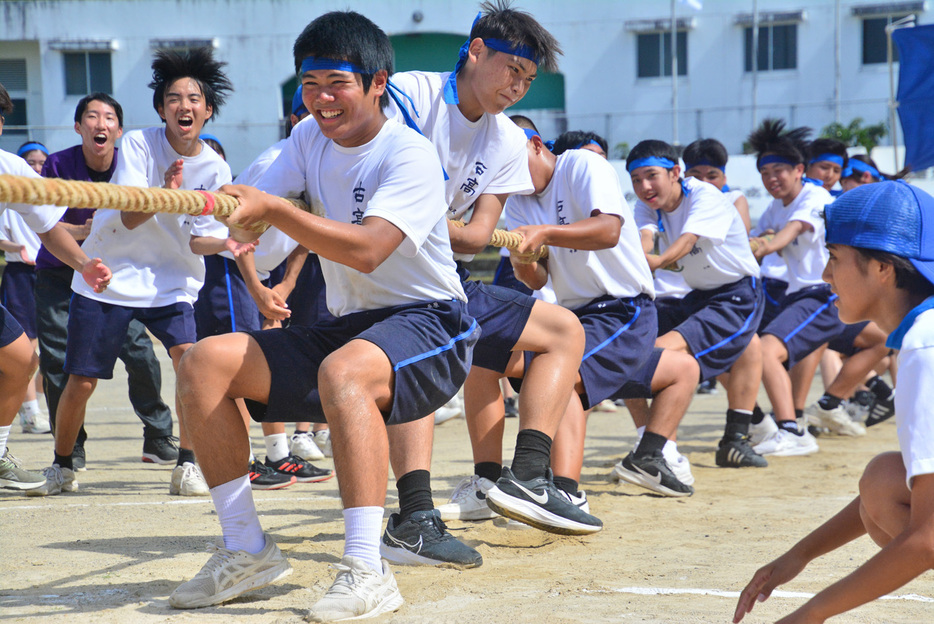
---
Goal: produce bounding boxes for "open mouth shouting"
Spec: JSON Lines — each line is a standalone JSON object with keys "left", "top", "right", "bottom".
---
{"left": 178, "top": 115, "right": 194, "bottom": 130}
{"left": 93, "top": 132, "right": 108, "bottom": 147}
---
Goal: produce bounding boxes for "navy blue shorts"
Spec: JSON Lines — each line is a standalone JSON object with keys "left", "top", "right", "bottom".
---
{"left": 64, "top": 295, "right": 197, "bottom": 379}
{"left": 659, "top": 276, "right": 764, "bottom": 381}
{"left": 0, "top": 302, "right": 25, "bottom": 348}
{"left": 244, "top": 300, "right": 478, "bottom": 425}
{"left": 0, "top": 262, "right": 37, "bottom": 339}
{"left": 458, "top": 263, "right": 535, "bottom": 374}
{"left": 758, "top": 278, "right": 789, "bottom": 332}
{"left": 761, "top": 285, "right": 846, "bottom": 369}
{"left": 491, "top": 256, "right": 533, "bottom": 296}
{"left": 195, "top": 255, "right": 263, "bottom": 338}
{"left": 827, "top": 321, "right": 870, "bottom": 356}
{"left": 286, "top": 254, "right": 335, "bottom": 328}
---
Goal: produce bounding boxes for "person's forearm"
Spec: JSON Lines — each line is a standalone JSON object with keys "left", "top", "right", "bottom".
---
{"left": 37, "top": 224, "right": 92, "bottom": 272}
{"left": 655, "top": 232, "right": 698, "bottom": 267}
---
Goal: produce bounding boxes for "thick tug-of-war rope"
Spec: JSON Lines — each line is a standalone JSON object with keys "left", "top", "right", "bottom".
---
{"left": 449, "top": 219, "right": 549, "bottom": 261}
{"left": 0, "top": 174, "right": 317, "bottom": 235}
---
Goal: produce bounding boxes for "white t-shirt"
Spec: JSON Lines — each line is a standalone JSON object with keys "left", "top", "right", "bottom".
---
{"left": 503, "top": 193, "right": 557, "bottom": 303}
{"left": 506, "top": 150, "right": 654, "bottom": 309}
{"left": 386, "top": 71, "right": 534, "bottom": 261}
{"left": 635, "top": 176, "right": 760, "bottom": 291}
{"left": 895, "top": 307, "right": 934, "bottom": 488}
{"left": 230, "top": 138, "right": 302, "bottom": 280}
{"left": 752, "top": 182, "right": 833, "bottom": 295}
{"left": 0, "top": 209, "right": 42, "bottom": 264}
{"left": 256, "top": 119, "right": 465, "bottom": 317}
{"left": 73, "top": 127, "right": 232, "bottom": 307}
{"left": 0, "top": 150, "right": 67, "bottom": 234}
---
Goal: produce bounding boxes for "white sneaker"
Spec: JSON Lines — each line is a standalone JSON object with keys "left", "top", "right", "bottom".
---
{"left": 313, "top": 430, "right": 332, "bottom": 458}
{"left": 25, "top": 464, "right": 78, "bottom": 497}
{"left": 592, "top": 399, "right": 619, "bottom": 413}
{"left": 434, "top": 395, "right": 464, "bottom": 425}
{"left": 289, "top": 431, "right": 325, "bottom": 461}
{"left": 437, "top": 475, "right": 497, "bottom": 521}
{"left": 753, "top": 427, "right": 819, "bottom": 457}
{"left": 307, "top": 557, "right": 403, "bottom": 622}
{"left": 557, "top": 488, "right": 591, "bottom": 514}
{"left": 19, "top": 407, "right": 51, "bottom": 434}
{"left": 170, "top": 534, "right": 292, "bottom": 609}
{"left": 170, "top": 462, "right": 210, "bottom": 496}
{"left": 805, "top": 403, "right": 866, "bottom": 437}
{"left": 748, "top": 413, "right": 779, "bottom": 447}
{"left": 631, "top": 436, "right": 695, "bottom": 486}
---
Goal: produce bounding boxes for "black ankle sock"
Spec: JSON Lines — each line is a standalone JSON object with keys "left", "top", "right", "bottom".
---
{"left": 778, "top": 420, "right": 802, "bottom": 436}
{"left": 54, "top": 452, "right": 73, "bottom": 471}
{"left": 552, "top": 475, "right": 579, "bottom": 497}
{"left": 511, "top": 429, "right": 552, "bottom": 481}
{"left": 725, "top": 409, "right": 752, "bottom": 437}
{"left": 818, "top": 393, "right": 843, "bottom": 411}
{"left": 794, "top": 409, "right": 804, "bottom": 421}
{"left": 176, "top": 447, "right": 195, "bottom": 467}
{"left": 634, "top": 431, "right": 666, "bottom": 458}
{"left": 293, "top": 429, "right": 306, "bottom": 435}
{"left": 475, "top": 462, "right": 502, "bottom": 483}
{"left": 396, "top": 469, "right": 433, "bottom": 521}
{"left": 867, "top": 375, "right": 893, "bottom": 400}
{"left": 751, "top": 404, "right": 765, "bottom": 425}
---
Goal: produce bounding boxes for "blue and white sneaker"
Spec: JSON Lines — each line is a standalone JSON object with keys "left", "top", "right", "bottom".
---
{"left": 485, "top": 468, "right": 603, "bottom": 535}
{"left": 379, "top": 509, "right": 482, "bottom": 568}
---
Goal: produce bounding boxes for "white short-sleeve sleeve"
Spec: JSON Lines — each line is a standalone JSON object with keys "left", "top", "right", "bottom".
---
{"left": 634, "top": 201, "right": 658, "bottom": 233}
{"left": 680, "top": 182, "right": 734, "bottom": 246}
{"left": 896, "top": 330, "right": 934, "bottom": 488}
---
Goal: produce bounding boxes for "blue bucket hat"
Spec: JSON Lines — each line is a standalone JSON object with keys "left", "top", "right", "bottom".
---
{"left": 825, "top": 180, "right": 934, "bottom": 285}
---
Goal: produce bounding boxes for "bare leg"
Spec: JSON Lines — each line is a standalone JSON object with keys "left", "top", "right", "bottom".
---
{"left": 858, "top": 452, "right": 911, "bottom": 547}
{"left": 760, "top": 334, "right": 795, "bottom": 423}
{"left": 550, "top": 393, "right": 586, "bottom": 482}
{"left": 645, "top": 350, "right": 699, "bottom": 439}
{"left": 387, "top": 417, "right": 432, "bottom": 480}
{"left": 824, "top": 324, "right": 890, "bottom": 399}
{"left": 0, "top": 335, "right": 37, "bottom": 428}
{"left": 792, "top": 346, "right": 825, "bottom": 411}
{"left": 462, "top": 365, "right": 508, "bottom": 466}
{"left": 54, "top": 374, "right": 97, "bottom": 456}
{"left": 726, "top": 334, "right": 762, "bottom": 413}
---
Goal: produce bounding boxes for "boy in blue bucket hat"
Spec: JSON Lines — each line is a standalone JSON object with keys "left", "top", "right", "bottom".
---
{"left": 735, "top": 180, "right": 934, "bottom": 623}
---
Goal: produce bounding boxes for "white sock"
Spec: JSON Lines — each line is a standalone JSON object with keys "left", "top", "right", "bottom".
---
{"left": 249, "top": 450, "right": 256, "bottom": 463}
{"left": 211, "top": 475, "right": 266, "bottom": 554}
{"left": 264, "top": 433, "right": 289, "bottom": 463}
{"left": 0, "top": 425, "right": 10, "bottom": 457}
{"left": 663, "top": 439, "right": 679, "bottom": 456}
{"left": 635, "top": 425, "right": 646, "bottom": 440}
{"left": 343, "top": 506, "right": 385, "bottom": 573}
{"left": 20, "top": 399, "right": 41, "bottom": 416}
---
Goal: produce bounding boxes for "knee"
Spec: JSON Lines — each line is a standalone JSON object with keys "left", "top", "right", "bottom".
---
{"left": 859, "top": 452, "right": 904, "bottom": 514}
{"left": 760, "top": 335, "right": 785, "bottom": 362}
{"left": 176, "top": 341, "right": 218, "bottom": 410}
{"left": 551, "top": 306, "right": 585, "bottom": 357}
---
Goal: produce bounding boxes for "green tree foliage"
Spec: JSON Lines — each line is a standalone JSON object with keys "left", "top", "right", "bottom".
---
{"left": 820, "top": 118, "right": 888, "bottom": 152}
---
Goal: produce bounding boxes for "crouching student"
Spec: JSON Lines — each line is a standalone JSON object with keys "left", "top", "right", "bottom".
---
{"left": 735, "top": 180, "right": 934, "bottom": 624}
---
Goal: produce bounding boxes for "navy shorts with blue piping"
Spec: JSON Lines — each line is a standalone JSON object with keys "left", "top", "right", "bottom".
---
{"left": 758, "top": 277, "right": 789, "bottom": 332}
{"left": 0, "top": 302, "right": 25, "bottom": 348}
{"left": 761, "top": 284, "right": 846, "bottom": 369}
{"left": 827, "top": 320, "right": 870, "bottom": 356}
{"left": 0, "top": 262, "right": 37, "bottom": 339}
{"left": 194, "top": 255, "right": 263, "bottom": 338}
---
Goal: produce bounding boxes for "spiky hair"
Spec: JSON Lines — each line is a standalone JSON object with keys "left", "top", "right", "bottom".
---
{"left": 473, "top": 1, "right": 563, "bottom": 73}
{"left": 149, "top": 47, "right": 233, "bottom": 119}
{"left": 747, "top": 118, "right": 811, "bottom": 168}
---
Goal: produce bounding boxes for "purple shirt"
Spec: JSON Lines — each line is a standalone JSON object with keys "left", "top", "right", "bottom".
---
{"left": 36, "top": 145, "right": 118, "bottom": 270}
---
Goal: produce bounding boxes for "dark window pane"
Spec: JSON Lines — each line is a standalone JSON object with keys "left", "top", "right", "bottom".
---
{"left": 863, "top": 17, "right": 899, "bottom": 65}
{"left": 772, "top": 24, "right": 797, "bottom": 70}
{"left": 744, "top": 26, "right": 770, "bottom": 72}
{"left": 677, "top": 30, "right": 688, "bottom": 75}
{"left": 637, "top": 33, "right": 661, "bottom": 78}
{"left": 87, "top": 53, "right": 112, "bottom": 93}
{"left": 5, "top": 98, "right": 27, "bottom": 134}
{"left": 64, "top": 53, "right": 87, "bottom": 95}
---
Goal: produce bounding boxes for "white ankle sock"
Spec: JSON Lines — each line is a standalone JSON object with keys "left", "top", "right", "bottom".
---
{"left": 211, "top": 475, "right": 266, "bottom": 554}
{"left": 20, "top": 399, "right": 41, "bottom": 416}
{"left": 343, "top": 506, "right": 384, "bottom": 573}
{"left": 0, "top": 425, "right": 10, "bottom": 457}
{"left": 264, "top": 433, "right": 289, "bottom": 462}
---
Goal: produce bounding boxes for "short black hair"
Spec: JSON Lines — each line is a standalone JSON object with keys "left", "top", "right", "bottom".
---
{"left": 149, "top": 47, "right": 232, "bottom": 119}
{"left": 472, "top": 1, "right": 562, "bottom": 73}
{"left": 201, "top": 137, "right": 225, "bottom": 160}
{"left": 293, "top": 11, "right": 394, "bottom": 108}
{"left": 808, "top": 138, "right": 848, "bottom": 167}
{"left": 74, "top": 92, "right": 124, "bottom": 128}
{"left": 509, "top": 114, "right": 538, "bottom": 133}
{"left": 551, "top": 130, "right": 608, "bottom": 156}
{"left": 682, "top": 138, "right": 728, "bottom": 169}
{"left": 626, "top": 139, "right": 680, "bottom": 171}
{"left": 747, "top": 118, "right": 811, "bottom": 169}
{"left": 0, "top": 82, "right": 12, "bottom": 116}
{"left": 854, "top": 247, "right": 934, "bottom": 297}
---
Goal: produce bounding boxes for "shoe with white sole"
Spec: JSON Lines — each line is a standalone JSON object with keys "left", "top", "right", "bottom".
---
{"left": 306, "top": 556, "right": 403, "bottom": 622}
{"left": 436, "top": 475, "right": 497, "bottom": 521}
{"left": 485, "top": 467, "right": 603, "bottom": 535}
{"left": 170, "top": 462, "right": 210, "bottom": 496}
{"left": 25, "top": 464, "right": 77, "bottom": 497}
{"left": 612, "top": 452, "right": 694, "bottom": 497}
{"left": 289, "top": 431, "right": 325, "bottom": 461}
{"left": 805, "top": 403, "right": 866, "bottom": 437}
{"left": 313, "top": 430, "right": 332, "bottom": 458}
{"left": 753, "top": 426, "right": 819, "bottom": 457}
{"left": 0, "top": 450, "right": 47, "bottom": 490}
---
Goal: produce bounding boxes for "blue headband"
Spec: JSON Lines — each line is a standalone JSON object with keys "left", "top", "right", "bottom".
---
{"left": 757, "top": 154, "right": 798, "bottom": 170}
{"left": 572, "top": 139, "right": 603, "bottom": 151}
{"left": 17, "top": 142, "right": 47, "bottom": 157}
{"left": 683, "top": 158, "right": 725, "bottom": 172}
{"left": 523, "top": 128, "right": 540, "bottom": 140}
{"left": 300, "top": 57, "right": 372, "bottom": 75}
{"left": 808, "top": 153, "right": 845, "bottom": 167}
{"left": 627, "top": 156, "right": 676, "bottom": 173}
{"left": 443, "top": 12, "right": 541, "bottom": 105}
{"left": 843, "top": 159, "right": 882, "bottom": 180}
{"left": 291, "top": 85, "right": 308, "bottom": 116}
{"left": 199, "top": 133, "right": 221, "bottom": 147}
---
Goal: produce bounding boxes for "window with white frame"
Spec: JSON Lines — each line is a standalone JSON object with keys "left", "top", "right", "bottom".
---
{"left": 744, "top": 23, "right": 797, "bottom": 72}
{"left": 852, "top": 3, "right": 925, "bottom": 64}
{"left": 637, "top": 31, "right": 688, "bottom": 78}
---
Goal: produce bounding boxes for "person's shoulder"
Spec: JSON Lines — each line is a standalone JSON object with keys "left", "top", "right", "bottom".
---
{"left": 800, "top": 181, "right": 833, "bottom": 205}
{"left": 685, "top": 176, "right": 727, "bottom": 206}
{"left": 47, "top": 144, "right": 82, "bottom": 165}
{"left": 0, "top": 149, "right": 36, "bottom": 177}
{"left": 902, "top": 308, "right": 934, "bottom": 352}
{"left": 561, "top": 149, "right": 616, "bottom": 181}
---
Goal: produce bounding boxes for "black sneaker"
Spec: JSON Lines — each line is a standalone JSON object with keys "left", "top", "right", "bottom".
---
{"left": 485, "top": 467, "right": 603, "bottom": 535}
{"left": 264, "top": 454, "right": 333, "bottom": 483}
{"left": 613, "top": 452, "right": 694, "bottom": 497}
{"left": 379, "top": 509, "right": 483, "bottom": 569}
{"left": 141, "top": 435, "right": 179, "bottom": 465}
{"left": 504, "top": 397, "right": 518, "bottom": 418}
{"left": 715, "top": 433, "right": 768, "bottom": 468}
{"left": 248, "top": 460, "right": 296, "bottom": 490}
{"left": 72, "top": 444, "right": 87, "bottom": 472}
{"left": 866, "top": 392, "right": 896, "bottom": 427}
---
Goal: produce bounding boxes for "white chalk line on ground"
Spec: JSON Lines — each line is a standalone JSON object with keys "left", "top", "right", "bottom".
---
{"left": 0, "top": 494, "right": 330, "bottom": 512}
{"left": 583, "top": 587, "right": 934, "bottom": 603}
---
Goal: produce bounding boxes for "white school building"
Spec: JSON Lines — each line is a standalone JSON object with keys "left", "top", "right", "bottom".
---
{"left": 0, "top": 0, "right": 928, "bottom": 217}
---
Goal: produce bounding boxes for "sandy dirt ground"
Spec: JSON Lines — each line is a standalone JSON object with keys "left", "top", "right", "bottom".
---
{"left": 2, "top": 353, "right": 932, "bottom": 624}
